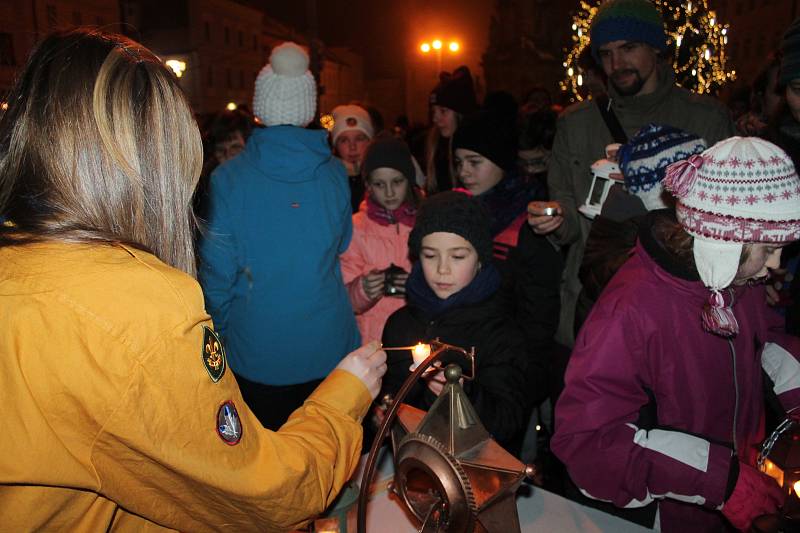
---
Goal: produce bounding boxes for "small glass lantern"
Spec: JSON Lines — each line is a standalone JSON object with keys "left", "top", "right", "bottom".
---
{"left": 753, "top": 419, "right": 800, "bottom": 531}
{"left": 759, "top": 419, "right": 800, "bottom": 496}
{"left": 578, "top": 157, "right": 623, "bottom": 220}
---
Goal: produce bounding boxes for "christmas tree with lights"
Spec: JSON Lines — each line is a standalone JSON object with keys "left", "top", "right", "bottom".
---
{"left": 560, "top": 0, "right": 735, "bottom": 101}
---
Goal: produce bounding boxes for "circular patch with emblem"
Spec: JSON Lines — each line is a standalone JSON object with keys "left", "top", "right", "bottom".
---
{"left": 202, "top": 326, "right": 226, "bottom": 383}
{"left": 346, "top": 117, "right": 357, "bottom": 127}
{"left": 216, "top": 401, "right": 242, "bottom": 445}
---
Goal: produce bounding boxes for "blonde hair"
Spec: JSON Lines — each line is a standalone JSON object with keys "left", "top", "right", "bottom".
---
{"left": 0, "top": 29, "right": 202, "bottom": 276}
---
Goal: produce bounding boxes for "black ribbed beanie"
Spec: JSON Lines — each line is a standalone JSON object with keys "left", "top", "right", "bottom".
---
{"left": 452, "top": 110, "right": 518, "bottom": 173}
{"left": 408, "top": 191, "right": 493, "bottom": 264}
{"left": 361, "top": 137, "right": 416, "bottom": 181}
{"left": 429, "top": 66, "right": 478, "bottom": 115}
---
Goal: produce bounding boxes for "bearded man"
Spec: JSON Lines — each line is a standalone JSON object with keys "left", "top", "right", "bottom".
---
{"left": 527, "top": 0, "right": 735, "bottom": 346}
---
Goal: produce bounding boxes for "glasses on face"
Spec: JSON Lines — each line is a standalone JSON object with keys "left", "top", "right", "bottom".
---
{"left": 518, "top": 155, "right": 550, "bottom": 174}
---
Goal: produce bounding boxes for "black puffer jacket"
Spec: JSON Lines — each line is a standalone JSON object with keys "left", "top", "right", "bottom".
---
{"left": 496, "top": 223, "right": 563, "bottom": 365}
{"left": 381, "top": 293, "right": 534, "bottom": 448}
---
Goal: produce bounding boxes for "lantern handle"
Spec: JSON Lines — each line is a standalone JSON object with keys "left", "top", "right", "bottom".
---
{"left": 758, "top": 418, "right": 796, "bottom": 470}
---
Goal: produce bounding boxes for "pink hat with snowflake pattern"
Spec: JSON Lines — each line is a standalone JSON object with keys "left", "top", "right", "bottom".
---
{"left": 666, "top": 136, "right": 800, "bottom": 246}
{"left": 664, "top": 136, "right": 800, "bottom": 337}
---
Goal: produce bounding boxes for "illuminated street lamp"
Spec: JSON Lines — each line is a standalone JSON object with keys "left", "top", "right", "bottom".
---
{"left": 419, "top": 39, "right": 460, "bottom": 73}
{"left": 165, "top": 59, "right": 186, "bottom": 78}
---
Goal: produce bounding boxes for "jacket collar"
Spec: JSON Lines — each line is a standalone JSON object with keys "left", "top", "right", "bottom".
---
{"left": 633, "top": 210, "right": 717, "bottom": 304}
{"left": 638, "top": 210, "right": 700, "bottom": 283}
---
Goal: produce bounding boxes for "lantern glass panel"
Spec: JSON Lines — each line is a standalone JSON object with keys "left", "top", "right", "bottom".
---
{"left": 762, "top": 458, "right": 784, "bottom": 488}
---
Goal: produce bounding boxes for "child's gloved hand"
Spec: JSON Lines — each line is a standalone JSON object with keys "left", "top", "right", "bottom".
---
{"left": 721, "top": 461, "right": 784, "bottom": 531}
{"left": 361, "top": 270, "right": 385, "bottom": 301}
{"left": 335, "top": 341, "right": 387, "bottom": 399}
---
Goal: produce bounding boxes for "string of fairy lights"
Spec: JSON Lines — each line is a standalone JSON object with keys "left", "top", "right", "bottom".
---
{"left": 560, "top": 0, "right": 736, "bottom": 101}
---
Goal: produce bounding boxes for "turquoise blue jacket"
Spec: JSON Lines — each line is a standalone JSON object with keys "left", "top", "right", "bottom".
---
{"left": 199, "top": 126, "right": 360, "bottom": 385}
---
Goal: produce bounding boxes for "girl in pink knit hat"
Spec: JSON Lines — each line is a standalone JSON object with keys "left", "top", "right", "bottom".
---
{"left": 553, "top": 136, "right": 800, "bottom": 532}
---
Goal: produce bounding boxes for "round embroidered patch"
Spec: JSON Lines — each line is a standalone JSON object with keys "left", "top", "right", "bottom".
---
{"left": 202, "top": 326, "right": 226, "bottom": 383}
{"left": 216, "top": 401, "right": 242, "bottom": 445}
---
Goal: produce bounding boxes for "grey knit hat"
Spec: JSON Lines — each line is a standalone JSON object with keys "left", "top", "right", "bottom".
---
{"left": 408, "top": 191, "right": 493, "bottom": 264}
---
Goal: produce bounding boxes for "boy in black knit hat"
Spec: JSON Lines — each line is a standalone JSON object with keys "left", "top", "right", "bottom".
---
{"left": 380, "top": 191, "right": 536, "bottom": 453}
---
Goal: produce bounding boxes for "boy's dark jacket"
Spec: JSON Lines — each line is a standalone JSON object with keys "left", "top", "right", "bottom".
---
{"left": 381, "top": 289, "right": 535, "bottom": 448}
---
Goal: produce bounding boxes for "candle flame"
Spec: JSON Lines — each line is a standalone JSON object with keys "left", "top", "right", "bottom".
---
{"left": 794, "top": 480, "right": 800, "bottom": 496}
{"left": 412, "top": 343, "right": 431, "bottom": 365}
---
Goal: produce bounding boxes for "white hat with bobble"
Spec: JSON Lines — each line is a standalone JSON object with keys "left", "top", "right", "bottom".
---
{"left": 253, "top": 42, "right": 316, "bottom": 127}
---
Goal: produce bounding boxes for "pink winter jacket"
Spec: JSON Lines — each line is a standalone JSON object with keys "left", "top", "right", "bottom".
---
{"left": 340, "top": 209, "right": 413, "bottom": 343}
{"left": 553, "top": 239, "right": 800, "bottom": 532}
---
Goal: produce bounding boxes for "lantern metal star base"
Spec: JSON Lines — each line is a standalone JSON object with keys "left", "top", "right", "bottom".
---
{"left": 357, "top": 340, "right": 534, "bottom": 533}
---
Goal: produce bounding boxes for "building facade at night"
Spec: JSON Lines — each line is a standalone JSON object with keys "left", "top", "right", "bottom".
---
{"left": 0, "top": 0, "right": 367, "bottom": 118}
{"left": 122, "top": 0, "right": 265, "bottom": 115}
{"left": 482, "top": 0, "right": 573, "bottom": 104}
{"left": 0, "top": 1, "right": 121, "bottom": 96}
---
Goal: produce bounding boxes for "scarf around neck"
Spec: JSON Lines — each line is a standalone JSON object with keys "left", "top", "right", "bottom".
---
{"left": 366, "top": 194, "right": 416, "bottom": 227}
{"left": 476, "top": 173, "right": 532, "bottom": 237}
{"left": 405, "top": 260, "right": 501, "bottom": 318}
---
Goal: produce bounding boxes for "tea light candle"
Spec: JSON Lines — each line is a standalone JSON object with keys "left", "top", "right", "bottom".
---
{"left": 412, "top": 343, "right": 431, "bottom": 367}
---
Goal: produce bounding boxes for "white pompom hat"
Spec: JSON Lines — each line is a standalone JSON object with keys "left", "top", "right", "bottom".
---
{"left": 253, "top": 42, "right": 316, "bottom": 127}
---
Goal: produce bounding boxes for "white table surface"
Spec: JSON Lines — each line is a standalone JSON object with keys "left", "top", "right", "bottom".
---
{"left": 355, "top": 449, "right": 652, "bottom": 533}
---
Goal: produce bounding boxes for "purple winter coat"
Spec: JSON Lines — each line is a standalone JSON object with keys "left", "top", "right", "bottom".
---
{"left": 553, "top": 239, "right": 800, "bottom": 532}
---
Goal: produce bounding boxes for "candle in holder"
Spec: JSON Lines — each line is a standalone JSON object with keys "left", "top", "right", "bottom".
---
{"left": 411, "top": 342, "right": 431, "bottom": 368}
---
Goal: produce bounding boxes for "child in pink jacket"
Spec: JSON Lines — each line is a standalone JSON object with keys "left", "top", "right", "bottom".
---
{"left": 341, "top": 138, "right": 421, "bottom": 342}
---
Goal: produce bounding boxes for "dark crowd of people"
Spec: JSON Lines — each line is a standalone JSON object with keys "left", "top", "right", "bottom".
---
{"left": 4, "top": 0, "right": 800, "bottom": 531}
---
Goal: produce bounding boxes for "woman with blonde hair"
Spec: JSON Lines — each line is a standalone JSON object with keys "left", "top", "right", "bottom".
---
{"left": 423, "top": 65, "right": 478, "bottom": 194}
{"left": 0, "top": 28, "right": 385, "bottom": 531}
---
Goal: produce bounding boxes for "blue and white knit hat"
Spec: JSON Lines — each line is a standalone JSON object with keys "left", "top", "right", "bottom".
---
{"left": 618, "top": 124, "right": 707, "bottom": 210}
{"left": 253, "top": 42, "right": 316, "bottom": 127}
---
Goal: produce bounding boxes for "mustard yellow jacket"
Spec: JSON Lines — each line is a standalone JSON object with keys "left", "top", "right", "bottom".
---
{"left": 0, "top": 242, "right": 371, "bottom": 531}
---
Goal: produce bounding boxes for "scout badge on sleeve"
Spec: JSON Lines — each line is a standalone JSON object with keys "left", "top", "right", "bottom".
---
{"left": 202, "top": 326, "right": 226, "bottom": 382}
{"left": 216, "top": 401, "right": 242, "bottom": 445}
